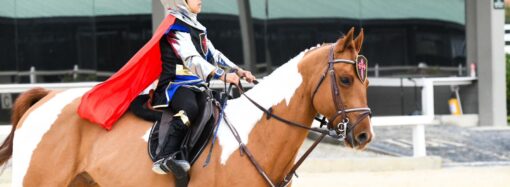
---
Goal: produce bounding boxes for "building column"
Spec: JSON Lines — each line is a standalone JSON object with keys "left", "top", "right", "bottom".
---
{"left": 237, "top": 0, "right": 257, "bottom": 73}
{"left": 466, "top": 0, "right": 507, "bottom": 126}
{"left": 152, "top": 0, "right": 165, "bottom": 33}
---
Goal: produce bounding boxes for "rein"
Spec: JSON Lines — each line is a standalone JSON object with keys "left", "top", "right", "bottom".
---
{"left": 219, "top": 45, "right": 372, "bottom": 187}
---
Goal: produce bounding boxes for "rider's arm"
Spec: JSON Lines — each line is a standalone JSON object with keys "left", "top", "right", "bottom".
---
{"left": 206, "top": 38, "right": 256, "bottom": 83}
{"left": 206, "top": 38, "right": 240, "bottom": 71}
{"left": 168, "top": 31, "right": 224, "bottom": 80}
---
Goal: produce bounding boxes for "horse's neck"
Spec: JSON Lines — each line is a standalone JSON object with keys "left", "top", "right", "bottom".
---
{"left": 217, "top": 51, "right": 316, "bottom": 177}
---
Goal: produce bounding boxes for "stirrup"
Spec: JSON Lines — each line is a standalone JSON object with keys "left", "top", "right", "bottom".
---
{"left": 152, "top": 158, "right": 171, "bottom": 175}
{"left": 165, "top": 152, "right": 191, "bottom": 179}
{"left": 152, "top": 153, "right": 191, "bottom": 178}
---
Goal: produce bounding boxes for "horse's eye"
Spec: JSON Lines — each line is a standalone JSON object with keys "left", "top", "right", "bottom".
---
{"left": 340, "top": 76, "right": 351, "bottom": 85}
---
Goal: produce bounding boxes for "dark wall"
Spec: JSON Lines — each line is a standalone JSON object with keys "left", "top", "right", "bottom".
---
{"left": 368, "top": 86, "right": 457, "bottom": 116}
{"left": 1, "top": 14, "right": 465, "bottom": 81}
{"left": 0, "top": 15, "right": 152, "bottom": 83}
{"left": 0, "top": 13, "right": 467, "bottom": 123}
{"left": 0, "top": 18, "right": 16, "bottom": 71}
{"left": 201, "top": 15, "right": 465, "bottom": 71}
{"left": 200, "top": 15, "right": 244, "bottom": 65}
{"left": 264, "top": 19, "right": 465, "bottom": 68}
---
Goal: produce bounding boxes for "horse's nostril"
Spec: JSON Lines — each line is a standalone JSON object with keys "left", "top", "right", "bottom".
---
{"left": 356, "top": 132, "right": 369, "bottom": 144}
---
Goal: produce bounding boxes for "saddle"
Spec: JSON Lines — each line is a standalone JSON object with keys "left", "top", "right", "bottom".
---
{"left": 129, "top": 88, "right": 222, "bottom": 165}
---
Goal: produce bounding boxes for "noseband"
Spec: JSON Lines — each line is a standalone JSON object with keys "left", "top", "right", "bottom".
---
{"left": 311, "top": 45, "right": 372, "bottom": 144}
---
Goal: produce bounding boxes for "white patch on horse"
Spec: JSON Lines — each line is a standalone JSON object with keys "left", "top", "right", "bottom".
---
{"left": 217, "top": 52, "right": 306, "bottom": 165}
{"left": 142, "top": 128, "right": 151, "bottom": 142}
{"left": 12, "top": 88, "right": 89, "bottom": 186}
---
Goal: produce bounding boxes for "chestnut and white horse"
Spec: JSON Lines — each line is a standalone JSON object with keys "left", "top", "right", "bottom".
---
{"left": 0, "top": 28, "right": 373, "bottom": 186}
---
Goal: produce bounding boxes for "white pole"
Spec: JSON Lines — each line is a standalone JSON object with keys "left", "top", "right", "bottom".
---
{"left": 73, "top": 64, "right": 79, "bottom": 80}
{"left": 413, "top": 79, "right": 434, "bottom": 157}
{"left": 375, "top": 64, "right": 379, "bottom": 77}
{"left": 30, "top": 66, "right": 36, "bottom": 83}
{"left": 458, "top": 63, "right": 463, "bottom": 76}
{"left": 412, "top": 124, "right": 426, "bottom": 157}
{"left": 422, "top": 79, "right": 435, "bottom": 117}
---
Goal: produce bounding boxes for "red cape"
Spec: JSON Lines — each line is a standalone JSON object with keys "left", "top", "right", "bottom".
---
{"left": 78, "top": 15, "right": 176, "bottom": 130}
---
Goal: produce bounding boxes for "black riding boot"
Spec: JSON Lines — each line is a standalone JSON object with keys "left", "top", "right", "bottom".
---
{"left": 153, "top": 115, "right": 191, "bottom": 178}
{"left": 157, "top": 119, "right": 188, "bottom": 159}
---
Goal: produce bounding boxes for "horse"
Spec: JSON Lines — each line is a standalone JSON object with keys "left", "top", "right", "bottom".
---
{"left": 0, "top": 27, "right": 373, "bottom": 186}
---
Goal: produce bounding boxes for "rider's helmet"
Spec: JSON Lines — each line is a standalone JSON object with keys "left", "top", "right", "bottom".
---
{"left": 160, "top": 0, "right": 190, "bottom": 12}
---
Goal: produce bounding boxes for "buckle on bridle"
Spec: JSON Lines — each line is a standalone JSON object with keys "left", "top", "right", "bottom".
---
{"left": 336, "top": 118, "right": 349, "bottom": 139}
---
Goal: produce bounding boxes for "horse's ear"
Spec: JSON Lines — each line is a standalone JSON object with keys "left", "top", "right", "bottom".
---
{"left": 354, "top": 28, "right": 364, "bottom": 53}
{"left": 336, "top": 27, "right": 355, "bottom": 52}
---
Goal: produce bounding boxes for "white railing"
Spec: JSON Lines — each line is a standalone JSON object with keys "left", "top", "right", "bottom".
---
{"left": 0, "top": 82, "right": 99, "bottom": 94}
{"left": 0, "top": 65, "right": 114, "bottom": 84}
{"left": 0, "top": 64, "right": 468, "bottom": 84}
{"left": 0, "top": 77, "right": 477, "bottom": 157}
{"left": 370, "top": 76, "right": 477, "bottom": 156}
{"left": 371, "top": 64, "right": 467, "bottom": 77}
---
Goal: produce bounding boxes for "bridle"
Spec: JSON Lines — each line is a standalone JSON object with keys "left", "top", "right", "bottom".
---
{"left": 311, "top": 45, "right": 372, "bottom": 146}
{"left": 211, "top": 44, "right": 372, "bottom": 187}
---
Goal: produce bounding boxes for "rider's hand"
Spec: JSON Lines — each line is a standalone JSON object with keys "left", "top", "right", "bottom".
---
{"left": 236, "top": 69, "right": 256, "bottom": 83}
{"left": 220, "top": 73, "right": 240, "bottom": 85}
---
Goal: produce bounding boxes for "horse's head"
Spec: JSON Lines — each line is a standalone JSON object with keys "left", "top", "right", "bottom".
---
{"left": 303, "top": 28, "right": 373, "bottom": 149}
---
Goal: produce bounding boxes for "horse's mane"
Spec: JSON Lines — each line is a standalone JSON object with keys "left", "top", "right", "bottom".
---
{"left": 303, "top": 43, "right": 327, "bottom": 55}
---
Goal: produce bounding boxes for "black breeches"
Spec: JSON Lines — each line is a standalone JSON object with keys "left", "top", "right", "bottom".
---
{"left": 169, "top": 87, "right": 199, "bottom": 124}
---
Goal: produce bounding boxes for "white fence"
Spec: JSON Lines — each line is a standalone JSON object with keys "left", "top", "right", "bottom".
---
{"left": 0, "top": 65, "right": 113, "bottom": 84}
{"left": 0, "top": 77, "right": 477, "bottom": 157}
{"left": 0, "top": 64, "right": 467, "bottom": 84}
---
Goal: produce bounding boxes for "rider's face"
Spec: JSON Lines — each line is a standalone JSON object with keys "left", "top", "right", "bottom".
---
{"left": 186, "top": 0, "right": 202, "bottom": 14}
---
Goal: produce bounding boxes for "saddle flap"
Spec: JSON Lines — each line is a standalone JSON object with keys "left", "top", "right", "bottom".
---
{"left": 157, "top": 110, "right": 174, "bottom": 154}
{"left": 181, "top": 90, "right": 218, "bottom": 164}
{"left": 188, "top": 98, "right": 214, "bottom": 147}
{"left": 140, "top": 89, "right": 220, "bottom": 164}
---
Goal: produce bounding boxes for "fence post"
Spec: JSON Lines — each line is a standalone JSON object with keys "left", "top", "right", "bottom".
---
{"left": 375, "top": 64, "right": 379, "bottom": 77}
{"left": 412, "top": 124, "right": 426, "bottom": 157}
{"left": 30, "top": 66, "right": 36, "bottom": 83}
{"left": 412, "top": 79, "right": 435, "bottom": 157}
{"left": 73, "top": 65, "right": 79, "bottom": 80}
{"left": 458, "top": 63, "right": 463, "bottom": 76}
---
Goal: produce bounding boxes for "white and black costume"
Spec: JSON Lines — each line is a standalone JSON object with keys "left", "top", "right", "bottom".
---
{"left": 151, "top": 0, "right": 240, "bottom": 176}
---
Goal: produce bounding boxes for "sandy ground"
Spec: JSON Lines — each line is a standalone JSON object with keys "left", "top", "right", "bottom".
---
{"left": 2, "top": 165, "right": 510, "bottom": 186}
{"left": 2, "top": 128, "right": 510, "bottom": 186}
{"left": 293, "top": 166, "right": 510, "bottom": 187}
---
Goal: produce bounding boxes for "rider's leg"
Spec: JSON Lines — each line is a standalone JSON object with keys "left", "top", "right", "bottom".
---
{"left": 159, "top": 87, "right": 199, "bottom": 158}
{"left": 153, "top": 87, "right": 199, "bottom": 176}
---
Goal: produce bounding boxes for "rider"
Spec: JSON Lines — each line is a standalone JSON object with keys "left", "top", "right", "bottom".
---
{"left": 152, "top": 0, "right": 256, "bottom": 175}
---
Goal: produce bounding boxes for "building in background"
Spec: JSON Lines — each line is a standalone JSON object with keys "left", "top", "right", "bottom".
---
{"left": 0, "top": 0, "right": 506, "bottom": 127}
